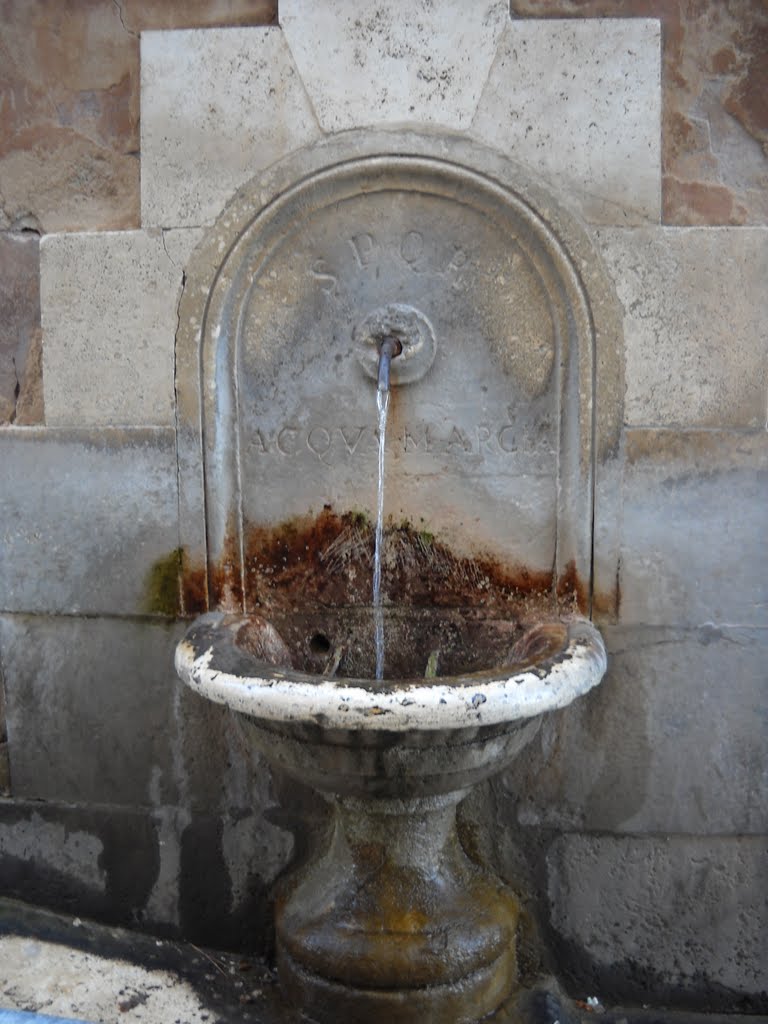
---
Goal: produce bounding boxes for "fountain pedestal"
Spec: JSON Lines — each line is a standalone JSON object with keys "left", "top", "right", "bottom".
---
{"left": 275, "top": 792, "right": 519, "bottom": 1022}
{"left": 177, "top": 613, "right": 607, "bottom": 1023}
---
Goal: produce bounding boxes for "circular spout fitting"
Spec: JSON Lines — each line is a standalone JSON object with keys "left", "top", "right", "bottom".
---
{"left": 377, "top": 335, "right": 402, "bottom": 392}
{"left": 354, "top": 303, "right": 437, "bottom": 387}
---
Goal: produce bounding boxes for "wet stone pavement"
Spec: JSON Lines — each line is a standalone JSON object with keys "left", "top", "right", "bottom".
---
{"left": 1, "top": 900, "right": 766, "bottom": 1024}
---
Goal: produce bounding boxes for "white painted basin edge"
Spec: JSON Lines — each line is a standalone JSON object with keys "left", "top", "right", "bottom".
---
{"left": 174, "top": 617, "right": 607, "bottom": 732}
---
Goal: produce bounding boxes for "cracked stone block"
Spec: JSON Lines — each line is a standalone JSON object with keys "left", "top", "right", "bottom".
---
{"left": 0, "top": 233, "right": 43, "bottom": 425}
{"left": 41, "top": 230, "right": 180, "bottom": 426}
{"left": 280, "top": 0, "right": 509, "bottom": 133}
{"left": 547, "top": 833, "right": 768, "bottom": 1007}
{"left": 619, "top": 430, "right": 768, "bottom": 627}
{"left": 505, "top": 624, "right": 768, "bottom": 835}
{"left": 140, "top": 27, "right": 321, "bottom": 228}
{"left": 472, "top": 19, "right": 661, "bottom": 225}
{"left": 0, "top": 615, "right": 186, "bottom": 807}
{"left": 0, "top": 427, "right": 179, "bottom": 616}
{"left": 597, "top": 226, "right": 768, "bottom": 429}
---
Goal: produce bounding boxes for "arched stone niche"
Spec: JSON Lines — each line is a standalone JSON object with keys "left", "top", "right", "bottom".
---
{"left": 176, "top": 130, "right": 623, "bottom": 617}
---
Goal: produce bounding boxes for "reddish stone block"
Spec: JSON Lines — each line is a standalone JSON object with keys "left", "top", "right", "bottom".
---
{"left": 0, "top": 1, "right": 276, "bottom": 233}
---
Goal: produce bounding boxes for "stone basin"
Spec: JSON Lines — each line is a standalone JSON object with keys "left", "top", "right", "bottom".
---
{"left": 175, "top": 611, "right": 606, "bottom": 1022}
{"left": 175, "top": 610, "right": 606, "bottom": 795}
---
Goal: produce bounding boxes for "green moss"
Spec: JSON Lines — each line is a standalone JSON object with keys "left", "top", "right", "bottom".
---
{"left": 143, "top": 548, "right": 183, "bottom": 616}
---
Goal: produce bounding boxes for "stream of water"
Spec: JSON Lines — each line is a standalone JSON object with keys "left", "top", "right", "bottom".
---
{"left": 373, "top": 385, "right": 390, "bottom": 681}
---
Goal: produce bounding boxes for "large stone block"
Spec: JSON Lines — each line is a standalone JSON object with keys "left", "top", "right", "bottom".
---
{"left": 509, "top": 1, "right": 768, "bottom": 227}
{"left": 281, "top": 0, "right": 508, "bottom": 133}
{"left": 472, "top": 19, "right": 661, "bottom": 225}
{"left": 503, "top": 625, "right": 768, "bottom": 835}
{"left": 598, "top": 226, "right": 768, "bottom": 428}
{"left": 0, "top": 615, "right": 186, "bottom": 807}
{"left": 619, "top": 430, "right": 767, "bottom": 627}
{"left": 0, "top": 608, "right": 295, "bottom": 946}
{"left": 40, "top": 230, "right": 181, "bottom": 427}
{"left": 140, "top": 28, "right": 320, "bottom": 228}
{"left": 0, "top": 428, "right": 178, "bottom": 616}
{"left": 547, "top": 833, "right": 768, "bottom": 1009}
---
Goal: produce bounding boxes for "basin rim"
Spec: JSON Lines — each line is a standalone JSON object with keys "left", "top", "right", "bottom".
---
{"left": 174, "top": 615, "right": 607, "bottom": 732}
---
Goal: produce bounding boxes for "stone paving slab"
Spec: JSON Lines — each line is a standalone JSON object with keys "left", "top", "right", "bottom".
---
{"left": 0, "top": 898, "right": 764, "bottom": 1024}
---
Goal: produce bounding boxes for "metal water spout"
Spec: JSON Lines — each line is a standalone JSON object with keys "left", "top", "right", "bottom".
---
{"left": 376, "top": 335, "right": 402, "bottom": 392}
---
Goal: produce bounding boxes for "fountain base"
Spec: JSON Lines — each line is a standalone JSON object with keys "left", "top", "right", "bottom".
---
{"left": 275, "top": 792, "right": 520, "bottom": 1023}
{"left": 176, "top": 612, "right": 608, "bottom": 1022}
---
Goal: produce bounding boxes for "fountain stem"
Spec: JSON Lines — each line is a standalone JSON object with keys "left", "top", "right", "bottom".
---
{"left": 275, "top": 791, "right": 521, "bottom": 1022}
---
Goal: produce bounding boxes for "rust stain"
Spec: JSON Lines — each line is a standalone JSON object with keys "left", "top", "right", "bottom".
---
{"left": 243, "top": 507, "right": 557, "bottom": 614}
{"left": 177, "top": 507, "right": 619, "bottom": 625}
{"left": 174, "top": 507, "right": 620, "bottom": 679}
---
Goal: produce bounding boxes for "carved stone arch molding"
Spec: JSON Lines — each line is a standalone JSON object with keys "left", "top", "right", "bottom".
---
{"left": 175, "top": 129, "right": 624, "bottom": 617}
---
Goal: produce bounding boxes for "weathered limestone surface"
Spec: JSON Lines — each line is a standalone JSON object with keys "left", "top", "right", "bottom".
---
{"left": 0, "top": 234, "right": 43, "bottom": 425}
{"left": 597, "top": 226, "right": 768, "bottom": 428}
{"left": 510, "top": 0, "right": 768, "bottom": 226}
{"left": 141, "top": 28, "right": 320, "bottom": 227}
{"left": 473, "top": 19, "right": 661, "bottom": 225}
{"left": 504, "top": 625, "right": 768, "bottom": 836}
{"left": 0, "top": 4, "right": 764, "bottom": 1006}
{"left": 619, "top": 430, "right": 767, "bottom": 627}
{"left": 280, "top": 0, "right": 508, "bottom": 133}
{"left": 0, "top": 616, "right": 185, "bottom": 807}
{"left": 0, "top": 429, "right": 178, "bottom": 616}
{"left": 547, "top": 833, "right": 768, "bottom": 1005}
{"left": 41, "top": 231, "right": 181, "bottom": 426}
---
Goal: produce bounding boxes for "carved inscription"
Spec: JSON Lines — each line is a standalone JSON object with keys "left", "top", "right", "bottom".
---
{"left": 318, "top": 230, "right": 469, "bottom": 291}
{"left": 247, "top": 421, "right": 553, "bottom": 464}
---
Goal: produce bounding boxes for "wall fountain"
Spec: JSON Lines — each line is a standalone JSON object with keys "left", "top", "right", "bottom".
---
{"left": 173, "top": 129, "right": 622, "bottom": 1022}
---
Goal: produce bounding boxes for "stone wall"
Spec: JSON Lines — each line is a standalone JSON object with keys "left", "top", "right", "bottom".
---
{"left": 0, "top": 0, "right": 766, "bottom": 1012}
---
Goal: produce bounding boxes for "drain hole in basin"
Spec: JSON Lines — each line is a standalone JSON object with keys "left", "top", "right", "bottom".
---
{"left": 309, "top": 633, "right": 332, "bottom": 656}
